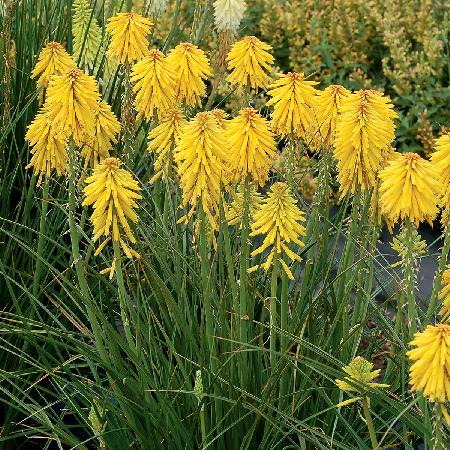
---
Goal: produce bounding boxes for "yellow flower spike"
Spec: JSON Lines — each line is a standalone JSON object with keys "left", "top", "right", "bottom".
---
{"left": 226, "top": 35, "right": 274, "bottom": 89}
{"left": 248, "top": 182, "right": 306, "bottom": 280}
{"left": 131, "top": 49, "right": 177, "bottom": 120}
{"left": 378, "top": 152, "right": 442, "bottom": 227}
{"left": 315, "top": 84, "right": 351, "bottom": 148}
{"left": 25, "top": 108, "right": 67, "bottom": 186}
{"left": 106, "top": 12, "right": 153, "bottom": 64}
{"left": 407, "top": 324, "right": 450, "bottom": 403}
{"left": 227, "top": 107, "right": 276, "bottom": 186}
{"left": 81, "top": 101, "right": 121, "bottom": 169}
{"left": 72, "top": 0, "right": 103, "bottom": 70}
{"left": 174, "top": 111, "right": 229, "bottom": 229}
{"left": 438, "top": 265, "right": 450, "bottom": 320}
{"left": 226, "top": 185, "right": 263, "bottom": 227}
{"left": 166, "top": 43, "right": 212, "bottom": 107}
{"left": 390, "top": 227, "right": 427, "bottom": 268}
{"left": 45, "top": 67, "right": 100, "bottom": 144}
{"left": 431, "top": 132, "right": 450, "bottom": 221}
{"left": 210, "top": 108, "right": 229, "bottom": 128}
{"left": 31, "top": 41, "right": 76, "bottom": 89}
{"left": 336, "top": 356, "right": 390, "bottom": 393}
{"left": 334, "top": 90, "right": 398, "bottom": 199}
{"left": 266, "top": 72, "right": 319, "bottom": 138}
{"left": 82, "top": 157, "right": 142, "bottom": 256}
{"left": 147, "top": 107, "right": 187, "bottom": 184}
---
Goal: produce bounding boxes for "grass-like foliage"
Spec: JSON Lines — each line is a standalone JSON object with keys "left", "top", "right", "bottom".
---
{"left": 1, "top": 0, "right": 450, "bottom": 449}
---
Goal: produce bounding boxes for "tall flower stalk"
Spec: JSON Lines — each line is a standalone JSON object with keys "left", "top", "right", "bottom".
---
{"left": 248, "top": 183, "right": 306, "bottom": 371}
{"left": 106, "top": 12, "right": 152, "bottom": 165}
{"left": 379, "top": 152, "right": 441, "bottom": 337}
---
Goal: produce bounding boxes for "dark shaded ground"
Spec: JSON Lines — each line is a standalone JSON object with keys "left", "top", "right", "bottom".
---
{"left": 377, "top": 222, "right": 441, "bottom": 299}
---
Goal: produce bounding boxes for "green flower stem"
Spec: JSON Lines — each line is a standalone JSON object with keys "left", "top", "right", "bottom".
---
{"left": 300, "top": 149, "right": 330, "bottom": 303}
{"left": 270, "top": 255, "right": 279, "bottom": 370}
{"left": 287, "top": 138, "right": 296, "bottom": 189}
{"left": 24, "top": 173, "right": 37, "bottom": 231}
{"left": 200, "top": 405, "right": 207, "bottom": 449}
{"left": 239, "top": 178, "right": 250, "bottom": 385}
{"left": 113, "top": 239, "right": 135, "bottom": 351}
{"left": 198, "top": 207, "right": 222, "bottom": 444}
{"left": 67, "top": 141, "right": 108, "bottom": 362}
{"left": 121, "top": 62, "right": 135, "bottom": 168}
{"left": 432, "top": 403, "right": 445, "bottom": 449}
{"left": 220, "top": 209, "right": 238, "bottom": 334}
{"left": 338, "top": 189, "right": 361, "bottom": 342}
{"left": 32, "top": 179, "right": 49, "bottom": 298}
{"left": 362, "top": 396, "right": 379, "bottom": 450}
{"left": 404, "top": 219, "right": 418, "bottom": 338}
{"left": 279, "top": 270, "right": 289, "bottom": 403}
{"left": 427, "top": 221, "right": 450, "bottom": 321}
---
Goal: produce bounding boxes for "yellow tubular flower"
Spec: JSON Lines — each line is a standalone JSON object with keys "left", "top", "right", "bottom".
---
{"left": 31, "top": 41, "right": 75, "bottom": 89}
{"left": 174, "top": 112, "right": 229, "bottom": 228}
{"left": 334, "top": 90, "right": 398, "bottom": 199}
{"left": 407, "top": 324, "right": 450, "bottom": 403}
{"left": 166, "top": 43, "right": 212, "bottom": 107}
{"left": 226, "top": 185, "right": 263, "bottom": 227}
{"left": 147, "top": 107, "right": 187, "bottom": 184}
{"left": 45, "top": 68, "right": 100, "bottom": 144}
{"left": 81, "top": 101, "right": 121, "bottom": 168}
{"left": 438, "top": 265, "right": 450, "bottom": 319}
{"left": 431, "top": 133, "right": 450, "bottom": 217}
{"left": 266, "top": 72, "right": 319, "bottom": 138}
{"left": 131, "top": 49, "right": 177, "bottom": 119}
{"left": 248, "top": 182, "right": 306, "bottom": 280}
{"left": 336, "top": 357, "right": 389, "bottom": 393}
{"left": 211, "top": 108, "right": 229, "bottom": 128}
{"left": 227, "top": 107, "right": 276, "bottom": 186}
{"left": 226, "top": 35, "right": 274, "bottom": 89}
{"left": 378, "top": 152, "right": 441, "bottom": 227}
{"left": 82, "top": 157, "right": 142, "bottom": 258}
{"left": 315, "top": 85, "right": 351, "bottom": 148}
{"left": 25, "top": 108, "right": 67, "bottom": 186}
{"left": 106, "top": 12, "right": 152, "bottom": 64}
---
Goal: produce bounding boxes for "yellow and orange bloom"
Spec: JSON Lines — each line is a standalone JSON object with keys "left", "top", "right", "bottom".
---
{"left": 315, "top": 84, "right": 351, "bottom": 148}
{"left": 211, "top": 108, "right": 229, "bottom": 128}
{"left": 378, "top": 152, "right": 441, "bottom": 227}
{"left": 248, "top": 182, "right": 306, "bottom": 280}
{"left": 334, "top": 90, "right": 397, "bottom": 199}
{"left": 45, "top": 67, "right": 100, "bottom": 144}
{"left": 227, "top": 107, "right": 276, "bottom": 186}
{"left": 147, "top": 107, "right": 186, "bottom": 184}
{"left": 80, "top": 101, "right": 121, "bottom": 168}
{"left": 407, "top": 324, "right": 450, "bottom": 403}
{"left": 25, "top": 108, "right": 67, "bottom": 185}
{"left": 106, "top": 12, "right": 152, "bottom": 64}
{"left": 131, "top": 49, "right": 177, "bottom": 119}
{"left": 166, "top": 43, "right": 212, "bottom": 107}
{"left": 31, "top": 41, "right": 75, "bottom": 89}
{"left": 174, "top": 111, "right": 229, "bottom": 228}
{"left": 82, "top": 157, "right": 142, "bottom": 262}
{"left": 266, "top": 72, "right": 319, "bottom": 138}
{"left": 226, "top": 36, "right": 274, "bottom": 89}
{"left": 431, "top": 132, "right": 450, "bottom": 219}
